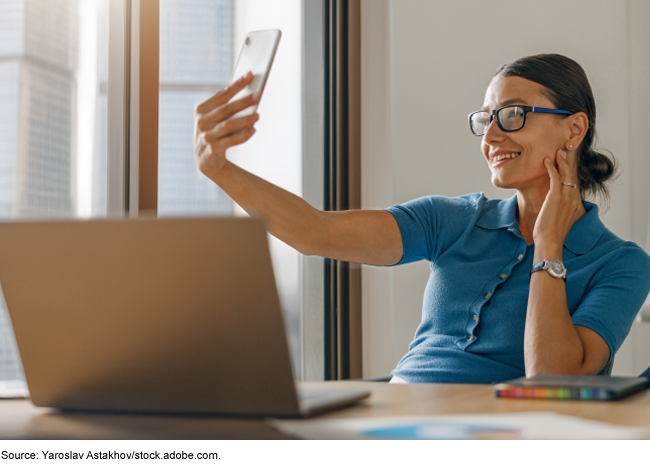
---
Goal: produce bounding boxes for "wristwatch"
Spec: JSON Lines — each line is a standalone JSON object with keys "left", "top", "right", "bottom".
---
{"left": 529, "top": 259, "right": 567, "bottom": 282}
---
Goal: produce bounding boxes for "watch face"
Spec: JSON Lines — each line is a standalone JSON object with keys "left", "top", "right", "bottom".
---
{"left": 547, "top": 259, "right": 565, "bottom": 278}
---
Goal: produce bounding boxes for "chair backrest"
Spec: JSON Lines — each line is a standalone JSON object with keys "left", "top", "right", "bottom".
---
{"left": 640, "top": 365, "right": 650, "bottom": 380}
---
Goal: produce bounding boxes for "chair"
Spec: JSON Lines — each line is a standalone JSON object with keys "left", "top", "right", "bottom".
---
{"left": 356, "top": 376, "right": 392, "bottom": 382}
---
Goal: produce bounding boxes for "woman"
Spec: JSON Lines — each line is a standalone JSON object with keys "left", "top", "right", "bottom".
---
{"left": 194, "top": 54, "right": 650, "bottom": 384}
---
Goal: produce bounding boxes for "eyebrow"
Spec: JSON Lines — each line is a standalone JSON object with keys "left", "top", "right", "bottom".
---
{"left": 480, "top": 99, "right": 528, "bottom": 111}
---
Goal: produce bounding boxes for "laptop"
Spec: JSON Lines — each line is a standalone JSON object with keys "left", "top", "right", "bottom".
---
{"left": 0, "top": 216, "right": 369, "bottom": 417}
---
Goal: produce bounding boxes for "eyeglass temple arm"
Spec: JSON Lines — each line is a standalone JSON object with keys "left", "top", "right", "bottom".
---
{"left": 530, "top": 107, "right": 591, "bottom": 130}
{"left": 530, "top": 107, "right": 574, "bottom": 116}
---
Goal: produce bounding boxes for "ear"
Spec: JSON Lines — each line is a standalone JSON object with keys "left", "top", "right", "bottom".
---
{"left": 565, "top": 112, "right": 589, "bottom": 152}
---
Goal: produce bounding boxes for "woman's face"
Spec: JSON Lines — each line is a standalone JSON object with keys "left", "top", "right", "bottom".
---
{"left": 481, "top": 75, "right": 569, "bottom": 193}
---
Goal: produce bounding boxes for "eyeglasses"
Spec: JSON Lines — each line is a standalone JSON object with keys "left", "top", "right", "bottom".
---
{"left": 468, "top": 105, "right": 575, "bottom": 136}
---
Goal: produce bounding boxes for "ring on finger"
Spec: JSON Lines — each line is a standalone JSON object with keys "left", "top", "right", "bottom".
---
{"left": 561, "top": 182, "right": 577, "bottom": 189}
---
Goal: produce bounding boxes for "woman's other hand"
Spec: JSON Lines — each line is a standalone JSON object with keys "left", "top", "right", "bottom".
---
{"left": 532, "top": 149, "right": 586, "bottom": 253}
{"left": 194, "top": 72, "right": 261, "bottom": 177}
{"left": 527, "top": 148, "right": 607, "bottom": 377}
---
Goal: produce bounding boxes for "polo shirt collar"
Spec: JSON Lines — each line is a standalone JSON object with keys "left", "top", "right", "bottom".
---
{"left": 476, "top": 194, "right": 604, "bottom": 255}
{"left": 563, "top": 201, "right": 604, "bottom": 255}
{"left": 476, "top": 194, "right": 519, "bottom": 233}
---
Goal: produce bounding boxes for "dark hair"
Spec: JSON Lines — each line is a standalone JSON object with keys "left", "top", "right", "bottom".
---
{"left": 496, "top": 54, "right": 617, "bottom": 206}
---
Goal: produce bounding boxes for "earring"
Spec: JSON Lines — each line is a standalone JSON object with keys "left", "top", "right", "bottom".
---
{"left": 568, "top": 145, "right": 573, "bottom": 149}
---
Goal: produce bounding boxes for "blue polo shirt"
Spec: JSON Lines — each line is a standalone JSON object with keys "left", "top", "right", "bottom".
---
{"left": 385, "top": 193, "right": 650, "bottom": 384}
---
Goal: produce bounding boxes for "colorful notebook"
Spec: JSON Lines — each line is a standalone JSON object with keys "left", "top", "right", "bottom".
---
{"left": 494, "top": 374, "right": 649, "bottom": 400}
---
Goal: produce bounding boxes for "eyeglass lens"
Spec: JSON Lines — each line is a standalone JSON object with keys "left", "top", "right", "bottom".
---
{"left": 470, "top": 106, "right": 526, "bottom": 135}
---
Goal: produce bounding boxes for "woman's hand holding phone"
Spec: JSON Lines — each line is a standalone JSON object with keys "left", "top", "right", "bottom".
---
{"left": 194, "top": 72, "right": 261, "bottom": 177}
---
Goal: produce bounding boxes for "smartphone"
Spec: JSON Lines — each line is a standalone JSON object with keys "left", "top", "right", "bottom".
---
{"left": 229, "top": 29, "right": 281, "bottom": 119}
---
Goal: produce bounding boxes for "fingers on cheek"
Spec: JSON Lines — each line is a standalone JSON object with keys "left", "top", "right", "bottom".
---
{"left": 544, "top": 158, "right": 558, "bottom": 176}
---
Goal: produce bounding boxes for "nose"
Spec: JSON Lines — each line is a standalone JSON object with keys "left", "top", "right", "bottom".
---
{"left": 483, "top": 114, "right": 505, "bottom": 143}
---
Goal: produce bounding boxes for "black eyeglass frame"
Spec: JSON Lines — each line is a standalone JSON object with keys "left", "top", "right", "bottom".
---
{"left": 468, "top": 105, "right": 575, "bottom": 136}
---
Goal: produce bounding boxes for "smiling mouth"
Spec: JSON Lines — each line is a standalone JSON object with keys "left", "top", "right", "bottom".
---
{"left": 491, "top": 152, "right": 521, "bottom": 165}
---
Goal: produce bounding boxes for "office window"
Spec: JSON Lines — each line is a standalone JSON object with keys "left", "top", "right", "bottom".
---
{"left": 158, "top": 0, "right": 303, "bottom": 378}
{"left": 158, "top": 0, "right": 234, "bottom": 215}
{"left": 0, "top": 0, "right": 109, "bottom": 381}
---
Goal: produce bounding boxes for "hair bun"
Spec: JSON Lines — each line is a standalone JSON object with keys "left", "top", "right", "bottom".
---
{"left": 577, "top": 148, "right": 617, "bottom": 205}
{"left": 588, "top": 150, "right": 615, "bottom": 181}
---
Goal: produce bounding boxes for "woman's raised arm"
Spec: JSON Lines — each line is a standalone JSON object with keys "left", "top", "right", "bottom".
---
{"left": 194, "top": 73, "right": 403, "bottom": 266}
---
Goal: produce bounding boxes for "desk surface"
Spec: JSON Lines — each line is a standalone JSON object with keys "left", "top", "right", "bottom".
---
{"left": 2, "top": 381, "right": 650, "bottom": 439}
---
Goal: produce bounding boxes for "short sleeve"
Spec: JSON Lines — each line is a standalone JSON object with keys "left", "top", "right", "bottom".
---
{"left": 384, "top": 195, "right": 474, "bottom": 265}
{"left": 571, "top": 244, "right": 650, "bottom": 364}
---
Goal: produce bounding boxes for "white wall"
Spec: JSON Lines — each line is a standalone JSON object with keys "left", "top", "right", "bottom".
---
{"left": 360, "top": 0, "right": 650, "bottom": 377}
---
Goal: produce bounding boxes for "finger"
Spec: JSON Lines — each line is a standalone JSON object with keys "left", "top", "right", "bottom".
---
{"left": 555, "top": 149, "right": 573, "bottom": 182}
{"left": 555, "top": 150, "right": 581, "bottom": 195}
{"left": 195, "top": 90, "right": 260, "bottom": 133}
{"left": 544, "top": 157, "right": 561, "bottom": 190}
{"left": 206, "top": 91, "right": 261, "bottom": 125}
{"left": 198, "top": 72, "right": 253, "bottom": 114}
{"left": 216, "top": 128, "right": 256, "bottom": 152}
{"left": 196, "top": 72, "right": 254, "bottom": 115}
{"left": 564, "top": 145, "right": 579, "bottom": 171}
{"left": 206, "top": 113, "right": 259, "bottom": 141}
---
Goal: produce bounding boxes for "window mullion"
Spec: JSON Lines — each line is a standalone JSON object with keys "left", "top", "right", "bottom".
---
{"left": 107, "top": 0, "right": 158, "bottom": 217}
{"left": 136, "top": 0, "right": 159, "bottom": 215}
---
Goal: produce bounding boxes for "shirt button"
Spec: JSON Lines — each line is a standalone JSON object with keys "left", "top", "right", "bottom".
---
{"left": 484, "top": 292, "right": 492, "bottom": 299}
{"left": 517, "top": 254, "right": 524, "bottom": 261}
{"left": 500, "top": 273, "right": 507, "bottom": 280}
{"left": 473, "top": 314, "right": 478, "bottom": 322}
{"left": 467, "top": 335, "right": 474, "bottom": 342}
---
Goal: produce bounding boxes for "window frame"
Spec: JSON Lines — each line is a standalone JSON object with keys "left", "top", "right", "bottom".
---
{"left": 107, "top": 0, "right": 159, "bottom": 217}
{"left": 301, "top": 0, "right": 326, "bottom": 381}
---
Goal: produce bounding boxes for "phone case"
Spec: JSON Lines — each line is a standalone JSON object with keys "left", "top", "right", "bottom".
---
{"left": 229, "top": 29, "right": 282, "bottom": 119}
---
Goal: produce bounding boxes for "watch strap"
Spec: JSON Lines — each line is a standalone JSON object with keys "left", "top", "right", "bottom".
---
{"left": 529, "top": 259, "right": 567, "bottom": 282}
{"left": 529, "top": 261, "right": 546, "bottom": 276}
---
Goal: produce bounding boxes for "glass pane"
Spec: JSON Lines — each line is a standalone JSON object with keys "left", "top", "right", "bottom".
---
{"left": 500, "top": 106, "right": 525, "bottom": 130}
{"left": 470, "top": 112, "right": 489, "bottom": 135}
{"left": 0, "top": 0, "right": 109, "bottom": 381}
{"left": 158, "top": 0, "right": 234, "bottom": 215}
{"left": 158, "top": 0, "right": 303, "bottom": 378}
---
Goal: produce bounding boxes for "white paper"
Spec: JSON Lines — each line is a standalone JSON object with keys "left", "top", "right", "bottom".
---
{"left": 0, "top": 380, "right": 29, "bottom": 399}
{"left": 268, "top": 412, "right": 650, "bottom": 440}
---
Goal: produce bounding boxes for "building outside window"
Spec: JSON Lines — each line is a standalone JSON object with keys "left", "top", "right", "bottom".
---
{"left": 0, "top": 0, "right": 305, "bottom": 381}
{"left": 158, "top": 0, "right": 234, "bottom": 216}
{"left": 0, "top": 0, "right": 110, "bottom": 381}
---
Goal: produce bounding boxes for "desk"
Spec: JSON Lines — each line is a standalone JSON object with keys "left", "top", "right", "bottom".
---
{"left": 1, "top": 381, "right": 649, "bottom": 439}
